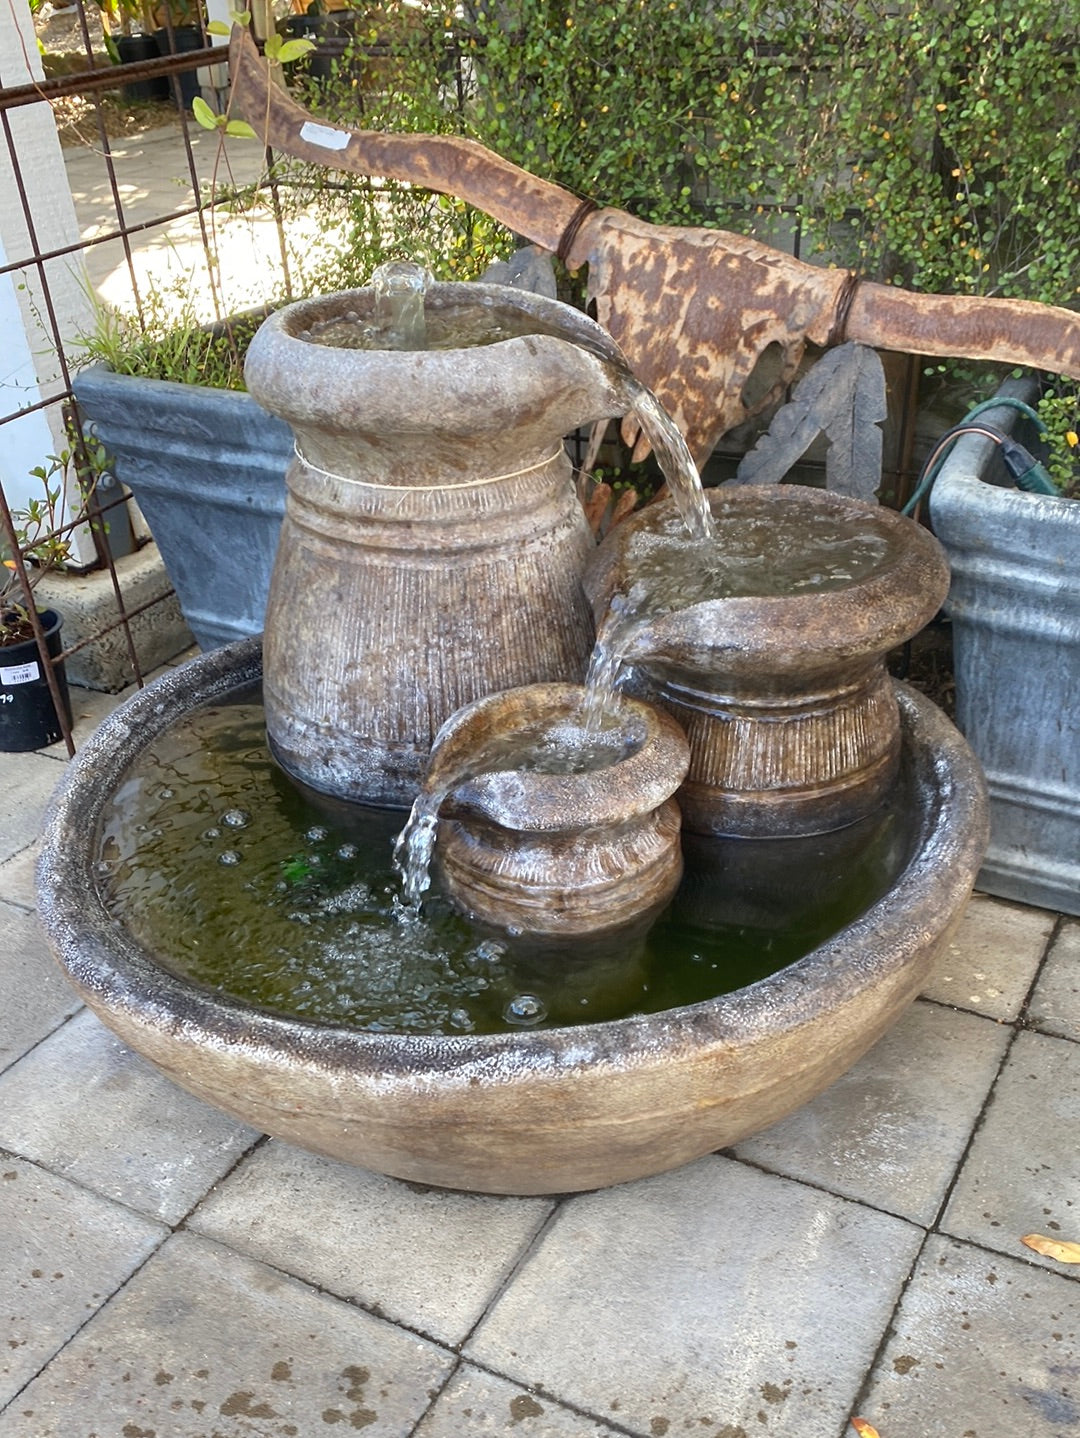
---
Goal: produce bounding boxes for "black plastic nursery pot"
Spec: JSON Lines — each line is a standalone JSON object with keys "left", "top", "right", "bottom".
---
{"left": 0, "top": 610, "right": 72, "bottom": 753}
{"left": 114, "top": 33, "right": 171, "bottom": 103}
{"left": 153, "top": 25, "right": 203, "bottom": 110}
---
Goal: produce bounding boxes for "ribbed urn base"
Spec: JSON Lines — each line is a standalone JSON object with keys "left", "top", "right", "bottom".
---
{"left": 643, "top": 665, "right": 902, "bottom": 837}
{"left": 438, "top": 800, "right": 684, "bottom": 936}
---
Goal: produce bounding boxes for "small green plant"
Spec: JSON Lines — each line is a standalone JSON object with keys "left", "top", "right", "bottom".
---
{"left": 1, "top": 442, "right": 104, "bottom": 645}
{"left": 1036, "top": 380, "right": 1080, "bottom": 499}
{"left": 79, "top": 284, "right": 266, "bottom": 390}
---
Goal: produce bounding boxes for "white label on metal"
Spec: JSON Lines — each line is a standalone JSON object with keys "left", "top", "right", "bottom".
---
{"left": 299, "top": 121, "right": 351, "bottom": 152}
{"left": 0, "top": 661, "right": 40, "bottom": 685}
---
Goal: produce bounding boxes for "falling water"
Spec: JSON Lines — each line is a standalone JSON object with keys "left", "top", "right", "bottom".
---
{"left": 393, "top": 707, "right": 644, "bottom": 907}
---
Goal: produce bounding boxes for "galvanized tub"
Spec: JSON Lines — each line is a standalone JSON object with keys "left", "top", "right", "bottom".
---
{"left": 929, "top": 383, "right": 1080, "bottom": 915}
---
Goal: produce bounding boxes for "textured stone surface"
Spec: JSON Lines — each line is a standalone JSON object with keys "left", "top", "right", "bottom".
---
{"left": 0, "top": 904, "right": 81, "bottom": 1077}
{"left": 733, "top": 999, "right": 1010, "bottom": 1224}
{"left": 467, "top": 1155, "right": 923, "bottom": 1438}
{"left": 857, "top": 1235, "right": 1080, "bottom": 1436}
{"left": 0, "top": 1009, "right": 259, "bottom": 1224}
{"left": 1028, "top": 922, "right": 1080, "bottom": 1042}
{"left": 942, "top": 1029, "right": 1080, "bottom": 1270}
{"left": 0, "top": 1156, "right": 165, "bottom": 1406}
{"left": 414, "top": 1366, "right": 624, "bottom": 1438}
{"left": 35, "top": 640, "right": 989, "bottom": 1194}
{"left": 189, "top": 1142, "right": 553, "bottom": 1345}
{"left": 0, "top": 1231, "right": 454, "bottom": 1438}
{"left": 921, "top": 893, "right": 1055, "bottom": 1019}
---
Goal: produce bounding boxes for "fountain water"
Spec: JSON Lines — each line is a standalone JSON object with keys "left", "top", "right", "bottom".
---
{"left": 36, "top": 272, "right": 988, "bottom": 1194}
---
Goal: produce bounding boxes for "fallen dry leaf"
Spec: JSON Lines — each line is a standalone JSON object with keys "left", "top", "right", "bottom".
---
{"left": 851, "top": 1420, "right": 881, "bottom": 1438}
{"left": 1021, "top": 1233, "right": 1080, "bottom": 1264}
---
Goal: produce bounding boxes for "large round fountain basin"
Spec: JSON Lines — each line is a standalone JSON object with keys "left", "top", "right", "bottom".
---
{"left": 36, "top": 640, "right": 987, "bottom": 1195}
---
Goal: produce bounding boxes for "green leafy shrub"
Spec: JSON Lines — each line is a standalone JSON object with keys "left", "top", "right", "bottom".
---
{"left": 464, "top": 0, "right": 1080, "bottom": 308}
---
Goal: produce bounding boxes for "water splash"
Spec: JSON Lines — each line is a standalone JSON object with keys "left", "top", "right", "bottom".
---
{"left": 371, "top": 260, "right": 433, "bottom": 350}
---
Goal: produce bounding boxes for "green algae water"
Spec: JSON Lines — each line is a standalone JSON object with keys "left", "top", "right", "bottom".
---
{"left": 95, "top": 691, "right": 914, "bottom": 1036}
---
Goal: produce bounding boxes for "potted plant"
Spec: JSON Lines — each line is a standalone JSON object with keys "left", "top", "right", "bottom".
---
{"left": 73, "top": 305, "right": 293, "bottom": 652}
{"left": 0, "top": 449, "right": 87, "bottom": 752}
{"left": 926, "top": 374, "right": 1080, "bottom": 916}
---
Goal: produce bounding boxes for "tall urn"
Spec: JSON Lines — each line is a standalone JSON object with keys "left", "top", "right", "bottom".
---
{"left": 244, "top": 282, "right": 626, "bottom": 807}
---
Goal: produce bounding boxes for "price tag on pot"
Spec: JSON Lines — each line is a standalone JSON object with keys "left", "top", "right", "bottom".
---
{"left": 1, "top": 661, "right": 40, "bottom": 686}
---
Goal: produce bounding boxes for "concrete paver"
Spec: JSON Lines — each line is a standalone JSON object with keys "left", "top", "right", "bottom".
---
{"left": 0, "top": 1230, "right": 455, "bottom": 1438}
{"left": 0, "top": 1008, "right": 259, "bottom": 1224}
{"left": 0, "top": 900, "right": 81, "bottom": 1076}
{"left": 0, "top": 847, "right": 38, "bottom": 913}
{"left": 942, "top": 1028, "right": 1080, "bottom": 1273}
{"left": 856, "top": 1233, "right": 1080, "bottom": 1436}
{"left": 733, "top": 998, "right": 1011, "bottom": 1224}
{"left": 0, "top": 754, "right": 67, "bottom": 868}
{"left": 0, "top": 1155, "right": 165, "bottom": 1407}
{"left": 189, "top": 1141, "right": 554, "bottom": 1347}
{"left": 1028, "top": 921, "right": 1080, "bottom": 1043}
{"left": 921, "top": 893, "right": 1056, "bottom": 1019}
{"left": 414, "top": 1365, "right": 626, "bottom": 1438}
{"left": 467, "top": 1155, "right": 924, "bottom": 1438}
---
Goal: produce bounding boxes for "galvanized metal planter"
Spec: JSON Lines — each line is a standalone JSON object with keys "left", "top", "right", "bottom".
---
{"left": 929, "top": 384, "right": 1080, "bottom": 916}
{"left": 73, "top": 364, "right": 289, "bottom": 651}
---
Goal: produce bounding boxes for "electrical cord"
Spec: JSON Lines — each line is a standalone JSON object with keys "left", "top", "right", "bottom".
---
{"left": 903, "top": 406, "right": 1058, "bottom": 519}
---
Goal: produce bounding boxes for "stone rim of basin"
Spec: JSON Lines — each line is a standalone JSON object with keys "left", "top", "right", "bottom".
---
{"left": 35, "top": 637, "right": 989, "bottom": 1194}
{"left": 243, "top": 280, "right": 627, "bottom": 444}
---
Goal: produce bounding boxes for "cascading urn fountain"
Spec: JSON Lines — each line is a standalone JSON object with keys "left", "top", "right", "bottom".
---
{"left": 35, "top": 273, "right": 989, "bottom": 1196}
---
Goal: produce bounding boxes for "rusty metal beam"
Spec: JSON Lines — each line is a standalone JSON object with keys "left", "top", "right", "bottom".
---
{"left": 228, "top": 26, "right": 1080, "bottom": 466}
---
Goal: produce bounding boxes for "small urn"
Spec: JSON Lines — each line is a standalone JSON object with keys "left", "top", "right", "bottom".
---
{"left": 585, "top": 485, "right": 950, "bottom": 838}
{"left": 426, "top": 683, "right": 690, "bottom": 937}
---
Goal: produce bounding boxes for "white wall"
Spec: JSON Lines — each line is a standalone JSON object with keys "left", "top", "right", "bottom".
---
{"left": 1, "top": 0, "right": 97, "bottom": 562}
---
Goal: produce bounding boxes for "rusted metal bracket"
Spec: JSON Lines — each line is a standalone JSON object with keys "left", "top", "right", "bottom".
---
{"left": 229, "top": 29, "right": 1080, "bottom": 467}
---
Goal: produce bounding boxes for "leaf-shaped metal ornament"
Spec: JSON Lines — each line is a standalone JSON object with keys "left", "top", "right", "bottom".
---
{"left": 734, "top": 342, "right": 887, "bottom": 503}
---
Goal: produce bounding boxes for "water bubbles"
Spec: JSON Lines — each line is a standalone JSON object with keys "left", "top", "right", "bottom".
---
{"left": 305, "top": 826, "right": 329, "bottom": 843}
{"left": 158, "top": 786, "right": 174, "bottom": 801}
{"left": 336, "top": 843, "right": 358, "bottom": 861}
{"left": 217, "top": 849, "right": 242, "bottom": 867}
{"left": 201, "top": 826, "right": 221, "bottom": 841}
{"left": 503, "top": 993, "right": 547, "bottom": 1027}
{"left": 449, "top": 1008, "right": 473, "bottom": 1031}
{"left": 472, "top": 938, "right": 507, "bottom": 964}
{"left": 222, "top": 808, "right": 251, "bottom": 829}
